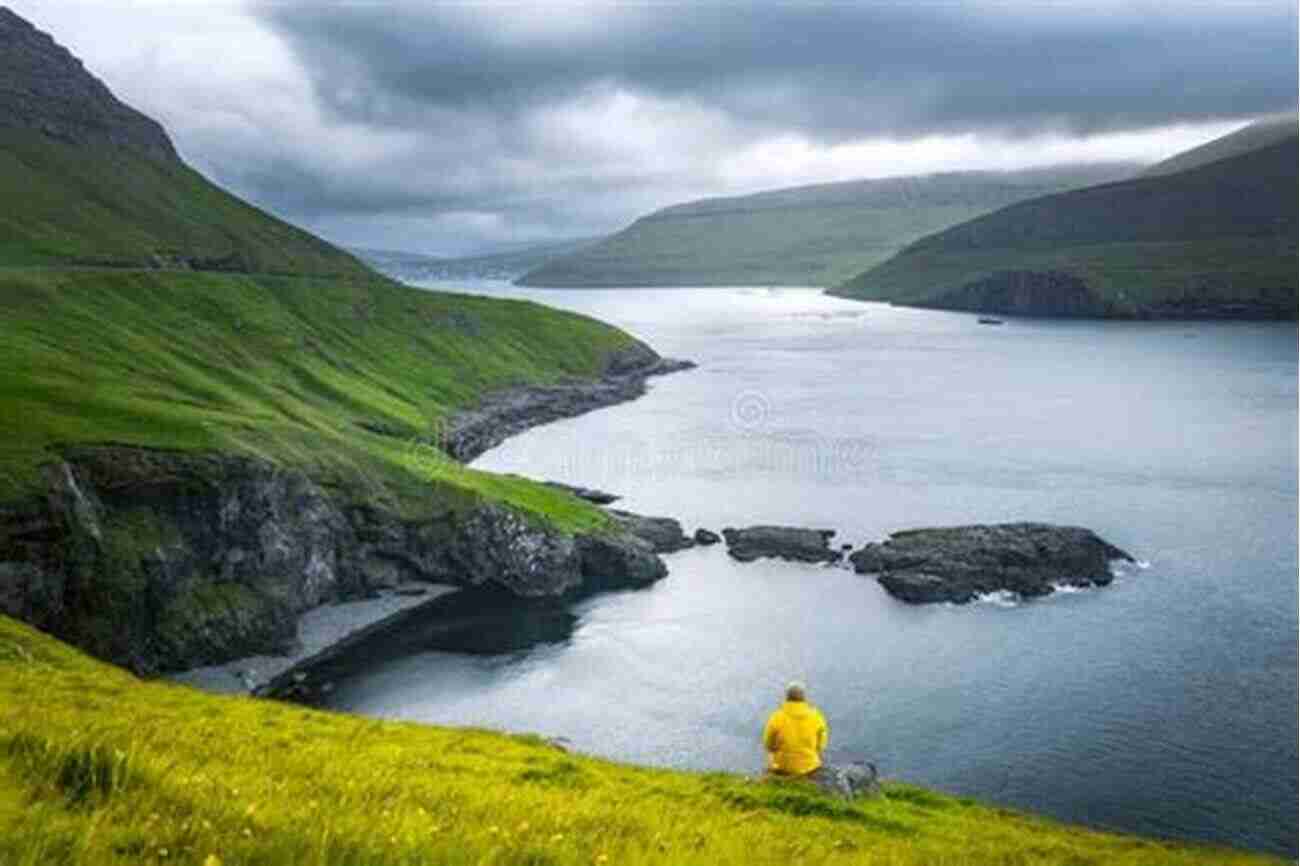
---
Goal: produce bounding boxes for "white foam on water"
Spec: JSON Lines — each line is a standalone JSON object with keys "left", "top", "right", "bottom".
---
{"left": 971, "top": 589, "right": 1021, "bottom": 608}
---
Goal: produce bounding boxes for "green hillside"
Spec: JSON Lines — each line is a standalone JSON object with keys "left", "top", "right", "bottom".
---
{"left": 517, "top": 166, "right": 1134, "bottom": 288}
{"left": 0, "top": 614, "right": 1280, "bottom": 866}
{"left": 0, "top": 128, "right": 368, "bottom": 277}
{"left": 0, "top": 9, "right": 644, "bottom": 533}
{"left": 831, "top": 134, "right": 1298, "bottom": 318}
{"left": 0, "top": 266, "right": 633, "bottom": 529}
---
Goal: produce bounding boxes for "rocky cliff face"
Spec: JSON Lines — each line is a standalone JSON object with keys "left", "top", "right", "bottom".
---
{"left": 0, "top": 446, "right": 665, "bottom": 674}
{"left": 912, "top": 270, "right": 1114, "bottom": 318}
{"left": 0, "top": 8, "right": 177, "bottom": 161}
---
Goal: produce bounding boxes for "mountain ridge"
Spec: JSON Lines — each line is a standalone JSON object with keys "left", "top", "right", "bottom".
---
{"left": 517, "top": 164, "right": 1138, "bottom": 288}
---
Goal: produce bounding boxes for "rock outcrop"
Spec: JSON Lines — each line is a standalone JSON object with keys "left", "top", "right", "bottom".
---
{"left": 608, "top": 510, "right": 694, "bottom": 553}
{"left": 0, "top": 446, "right": 665, "bottom": 674}
{"left": 721, "top": 526, "right": 841, "bottom": 563}
{"left": 444, "top": 341, "right": 694, "bottom": 462}
{"left": 0, "top": 8, "right": 177, "bottom": 161}
{"left": 543, "top": 481, "right": 620, "bottom": 505}
{"left": 849, "top": 523, "right": 1133, "bottom": 604}
{"left": 693, "top": 528, "right": 721, "bottom": 545}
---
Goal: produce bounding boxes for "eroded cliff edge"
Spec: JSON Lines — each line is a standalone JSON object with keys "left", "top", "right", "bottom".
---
{"left": 0, "top": 347, "right": 692, "bottom": 675}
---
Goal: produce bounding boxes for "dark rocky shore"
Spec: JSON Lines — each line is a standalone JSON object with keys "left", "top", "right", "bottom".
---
{"left": 721, "top": 526, "right": 842, "bottom": 563}
{"left": 0, "top": 343, "right": 695, "bottom": 675}
{"left": 444, "top": 340, "right": 695, "bottom": 462}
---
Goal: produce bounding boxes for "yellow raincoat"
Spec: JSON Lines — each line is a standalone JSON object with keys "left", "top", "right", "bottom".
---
{"left": 763, "top": 699, "right": 828, "bottom": 775}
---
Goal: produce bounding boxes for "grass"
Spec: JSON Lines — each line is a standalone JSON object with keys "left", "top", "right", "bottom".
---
{"left": 0, "top": 129, "right": 368, "bottom": 278}
{"left": 518, "top": 167, "right": 1132, "bottom": 289}
{"left": 837, "top": 237, "right": 1298, "bottom": 312}
{"left": 0, "top": 614, "right": 1284, "bottom": 866}
{"left": 0, "top": 266, "right": 635, "bottom": 531}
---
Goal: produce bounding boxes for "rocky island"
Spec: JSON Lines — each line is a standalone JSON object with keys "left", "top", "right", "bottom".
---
{"left": 848, "top": 522, "right": 1134, "bottom": 604}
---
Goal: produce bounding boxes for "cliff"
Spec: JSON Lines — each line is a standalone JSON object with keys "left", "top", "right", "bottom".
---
{"left": 0, "top": 7, "right": 176, "bottom": 160}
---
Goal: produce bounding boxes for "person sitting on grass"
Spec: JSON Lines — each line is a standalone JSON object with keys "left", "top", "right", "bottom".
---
{"left": 763, "top": 680, "right": 828, "bottom": 778}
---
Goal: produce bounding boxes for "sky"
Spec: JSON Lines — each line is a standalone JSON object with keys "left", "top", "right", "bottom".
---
{"left": 10, "top": 0, "right": 1297, "bottom": 256}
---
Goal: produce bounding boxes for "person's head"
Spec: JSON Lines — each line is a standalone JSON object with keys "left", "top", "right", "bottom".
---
{"left": 785, "top": 681, "right": 807, "bottom": 702}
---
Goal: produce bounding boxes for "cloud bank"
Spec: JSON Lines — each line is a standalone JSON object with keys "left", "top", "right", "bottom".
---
{"left": 10, "top": 0, "right": 1296, "bottom": 254}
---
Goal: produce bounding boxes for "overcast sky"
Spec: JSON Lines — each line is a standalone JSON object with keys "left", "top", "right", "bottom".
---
{"left": 11, "top": 0, "right": 1297, "bottom": 255}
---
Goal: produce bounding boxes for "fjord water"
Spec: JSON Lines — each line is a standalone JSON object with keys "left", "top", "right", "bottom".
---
{"left": 328, "top": 285, "right": 1297, "bottom": 856}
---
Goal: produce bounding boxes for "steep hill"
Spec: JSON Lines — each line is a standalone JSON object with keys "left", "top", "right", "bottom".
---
{"left": 517, "top": 165, "right": 1135, "bottom": 288}
{"left": 0, "top": 9, "right": 675, "bottom": 674}
{"left": 0, "top": 7, "right": 366, "bottom": 276}
{"left": 831, "top": 128, "right": 1298, "bottom": 318}
{"left": 1140, "top": 113, "right": 1298, "bottom": 178}
{"left": 0, "top": 614, "right": 1282, "bottom": 866}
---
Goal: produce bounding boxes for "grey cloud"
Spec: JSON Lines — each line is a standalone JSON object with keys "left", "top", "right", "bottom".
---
{"left": 260, "top": 2, "right": 1297, "bottom": 140}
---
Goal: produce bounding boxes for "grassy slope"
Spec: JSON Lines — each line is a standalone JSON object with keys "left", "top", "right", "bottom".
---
{"left": 833, "top": 138, "right": 1298, "bottom": 310}
{"left": 0, "top": 266, "right": 632, "bottom": 530}
{"left": 0, "top": 130, "right": 369, "bottom": 277}
{"left": 518, "top": 167, "right": 1135, "bottom": 289}
{"left": 0, "top": 615, "right": 1280, "bottom": 866}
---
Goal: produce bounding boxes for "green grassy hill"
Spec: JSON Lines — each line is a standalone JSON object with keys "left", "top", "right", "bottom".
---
{"left": 831, "top": 132, "right": 1298, "bottom": 317}
{"left": 0, "top": 128, "right": 369, "bottom": 277}
{"left": 0, "top": 614, "right": 1281, "bottom": 866}
{"left": 517, "top": 166, "right": 1135, "bottom": 288}
{"left": 0, "top": 266, "right": 633, "bottom": 527}
{"left": 0, "top": 8, "right": 670, "bottom": 674}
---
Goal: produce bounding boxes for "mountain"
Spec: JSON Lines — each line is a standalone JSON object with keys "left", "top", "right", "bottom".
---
{"left": 0, "top": 7, "right": 367, "bottom": 276}
{"left": 831, "top": 123, "right": 1298, "bottom": 318}
{"left": 516, "top": 164, "right": 1137, "bottom": 288}
{"left": 1140, "top": 113, "right": 1298, "bottom": 178}
{"left": 354, "top": 237, "right": 600, "bottom": 283}
{"left": 0, "top": 9, "right": 673, "bottom": 673}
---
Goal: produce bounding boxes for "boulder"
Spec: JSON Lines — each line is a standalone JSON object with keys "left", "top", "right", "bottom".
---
{"left": 608, "top": 510, "right": 694, "bottom": 553}
{"left": 849, "top": 522, "right": 1134, "bottom": 604}
{"left": 543, "top": 481, "right": 621, "bottom": 505}
{"left": 693, "top": 528, "right": 721, "bottom": 545}
{"left": 721, "top": 526, "right": 841, "bottom": 564}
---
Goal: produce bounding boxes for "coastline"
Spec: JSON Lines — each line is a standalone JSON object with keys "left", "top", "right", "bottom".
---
{"left": 171, "top": 344, "right": 695, "bottom": 694}
{"left": 169, "top": 584, "right": 459, "bottom": 694}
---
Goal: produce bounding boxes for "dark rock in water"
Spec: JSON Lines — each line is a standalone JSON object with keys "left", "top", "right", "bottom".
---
{"left": 694, "top": 528, "right": 721, "bottom": 545}
{"left": 849, "top": 522, "right": 1134, "bottom": 604}
{"left": 576, "top": 532, "right": 667, "bottom": 588}
{"left": 721, "top": 526, "right": 841, "bottom": 563}
{"left": 608, "top": 510, "right": 694, "bottom": 553}
{"left": 544, "top": 481, "right": 621, "bottom": 505}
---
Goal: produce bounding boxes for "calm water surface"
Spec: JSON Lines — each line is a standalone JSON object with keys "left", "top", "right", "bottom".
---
{"left": 328, "top": 284, "right": 1297, "bottom": 856}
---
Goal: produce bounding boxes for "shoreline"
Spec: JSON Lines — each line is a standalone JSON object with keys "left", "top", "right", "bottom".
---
{"left": 171, "top": 346, "right": 695, "bottom": 695}
{"left": 169, "top": 584, "right": 460, "bottom": 694}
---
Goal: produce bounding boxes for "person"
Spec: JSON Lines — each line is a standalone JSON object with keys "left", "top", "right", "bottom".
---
{"left": 762, "top": 681, "right": 828, "bottom": 777}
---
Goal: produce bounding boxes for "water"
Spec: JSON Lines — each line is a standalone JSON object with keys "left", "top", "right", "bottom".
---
{"left": 326, "top": 284, "right": 1297, "bottom": 856}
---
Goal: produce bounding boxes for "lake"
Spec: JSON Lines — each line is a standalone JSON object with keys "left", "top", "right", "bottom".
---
{"left": 325, "top": 284, "right": 1297, "bottom": 856}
